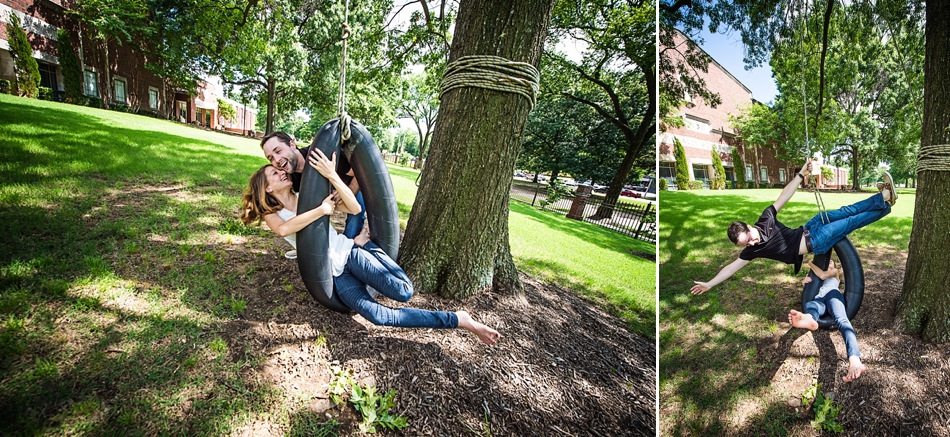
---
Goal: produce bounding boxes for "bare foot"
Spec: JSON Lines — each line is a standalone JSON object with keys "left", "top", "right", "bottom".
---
{"left": 788, "top": 309, "right": 819, "bottom": 331}
{"left": 843, "top": 356, "right": 866, "bottom": 382}
{"left": 456, "top": 311, "right": 501, "bottom": 345}
{"left": 354, "top": 226, "right": 370, "bottom": 247}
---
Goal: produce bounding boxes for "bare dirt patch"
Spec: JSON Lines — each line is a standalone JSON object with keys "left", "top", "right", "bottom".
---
{"left": 761, "top": 247, "right": 950, "bottom": 436}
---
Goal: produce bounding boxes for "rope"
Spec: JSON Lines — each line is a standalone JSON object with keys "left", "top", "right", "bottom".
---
{"left": 336, "top": 0, "right": 351, "bottom": 142}
{"left": 917, "top": 144, "right": 950, "bottom": 172}
{"left": 439, "top": 55, "right": 540, "bottom": 108}
{"left": 798, "top": 7, "right": 829, "bottom": 224}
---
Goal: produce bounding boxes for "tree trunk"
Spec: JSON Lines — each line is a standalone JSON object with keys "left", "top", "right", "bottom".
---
{"left": 399, "top": 0, "right": 555, "bottom": 298}
{"left": 850, "top": 145, "right": 861, "bottom": 191}
{"left": 102, "top": 39, "right": 111, "bottom": 108}
{"left": 894, "top": 1, "right": 950, "bottom": 343}
{"left": 265, "top": 77, "right": 277, "bottom": 134}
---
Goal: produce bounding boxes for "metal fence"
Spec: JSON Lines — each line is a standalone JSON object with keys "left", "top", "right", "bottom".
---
{"left": 510, "top": 184, "right": 656, "bottom": 243}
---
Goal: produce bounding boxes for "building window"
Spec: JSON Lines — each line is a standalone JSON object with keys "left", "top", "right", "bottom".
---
{"left": 779, "top": 168, "right": 786, "bottom": 182}
{"left": 745, "top": 165, "right": 753, "bottom": 181}
{"left": 83, "top": 70, "right": 98, "bottom": 96}
{"left": 38, "top": 63, "right": 58, "bottom": 91}
{"left": 178, "top": 101, "right": 187, "bottom": 121}
{"left": 148, "top": 87, "right": 159, "bottom": 110}
{"left": 659, "top": 162, "right": 676, "bottom": 179}
{"left": 725, "top": 167, "right": 735, "bottom": 182}
{"left": 114, "top": 77, "right": 127, "bottom": 103}
{"left": 692, "top": 164, "right": 709, "bottom": 181}
{"left": 760, "top": 166, "right": 769, "bottom": 183}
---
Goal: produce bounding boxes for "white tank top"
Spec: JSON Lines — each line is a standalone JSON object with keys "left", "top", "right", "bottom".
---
{"left": 817, "top": 277, "right": 840, "bottom": 299}
{"left": 274, "top": 197, "right": 353, "bottom": 277}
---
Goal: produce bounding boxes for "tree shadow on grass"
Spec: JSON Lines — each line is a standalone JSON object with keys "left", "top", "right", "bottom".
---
{"left": 659, "top": 191, "right": 915, "bottom": 436}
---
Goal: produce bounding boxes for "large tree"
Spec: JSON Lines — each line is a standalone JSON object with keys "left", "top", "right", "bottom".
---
{"left": 895, "top": 2, "right": 950, "bottom": 343}
{"left": 398, "top": 72, "right": 439, "bottom": 169}
{"left": 729, "top": 102, "right": 778, "bottom": 189}
{"left": 548, "top": 0, "right": 655, "bottom": 220}
{"left": 399, "top": 0, "right": 556, "bottom": 298}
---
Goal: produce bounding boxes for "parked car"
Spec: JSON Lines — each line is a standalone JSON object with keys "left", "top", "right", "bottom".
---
{"left": 621, "top": 189, "right": 642, "bottom": 198}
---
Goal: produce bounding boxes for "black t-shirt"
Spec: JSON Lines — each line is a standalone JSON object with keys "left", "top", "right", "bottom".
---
{"left": 739, "top": 205, "right": 805, "bottom": 273}
{"left": 290, "top": 144, "right": 354, "bottom": 193}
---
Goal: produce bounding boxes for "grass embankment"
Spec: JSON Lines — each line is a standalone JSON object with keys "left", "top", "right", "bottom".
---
{"left": 658, "top": 188, "right": 913, "bottom": 435}
{"left": 0, "top": 94, "right": 654, "bottom": 435}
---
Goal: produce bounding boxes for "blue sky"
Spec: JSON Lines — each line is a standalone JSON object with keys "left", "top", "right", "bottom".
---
{"left": 695, "top": 26, "right": 780, "bottom": 104}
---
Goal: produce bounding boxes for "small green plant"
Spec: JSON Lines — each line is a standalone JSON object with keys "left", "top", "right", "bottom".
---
{"left": 801, "top": 382, "right": 843, "bottom": 433}
{"left": 328, "top": 365, "right": 409, "bottom": 433}
{"left": 659, "top": 178, "right": 668, "bottom": 190}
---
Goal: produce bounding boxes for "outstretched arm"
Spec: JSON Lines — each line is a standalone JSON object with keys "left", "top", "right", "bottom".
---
{"left": 308, "top": 149, "right": 362, "bottom": 215}
{"left": 691, "top": 258, "right": 751, "bottom": 294}
{"left": 263, "top": 194, "right": 335, "bottom": 237}
{"left": 772, "top": 157, "right": 812, "bottom": 214}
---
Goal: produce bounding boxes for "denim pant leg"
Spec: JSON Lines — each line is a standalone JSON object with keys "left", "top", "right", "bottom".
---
{"left": 343, "top": 191, "right": 366, "bottom": 239}
{"left": 824, "top": 290, "right": 861, "bottom": 358}
{"left": 806, "top": 193, "right": 890, "bottom": 254}
{"left": 334, "top": 272, "right": 458, "bottom": 329}
{"left": 804, "top": 300, "right": 825, "bottom": 323}
{"left": 345, "top": 241, "right": 414, "bottom": 302}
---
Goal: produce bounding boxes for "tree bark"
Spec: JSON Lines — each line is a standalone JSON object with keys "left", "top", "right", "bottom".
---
{"left": 265, "top": 77, "right": 277, "bottom": 134}
{"left": 399, "top": 0, "right": 555, "bottom": 298}
{"left": 894, "top": 1, "right": 950, "bottom": 343}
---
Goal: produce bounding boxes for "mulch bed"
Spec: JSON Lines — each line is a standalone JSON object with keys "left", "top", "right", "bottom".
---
{"left": 758, "top": 246, "right": 950, "bottom": 436}
{"left": 221, "top": 215, "right": 656, "bottom": 436}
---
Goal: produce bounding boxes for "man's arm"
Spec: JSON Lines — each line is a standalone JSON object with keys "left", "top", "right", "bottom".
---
{"left": 691, "top": 258, "right": 751, "bottom": 294}
{"left": 772, "top": 157, "right": 812, "bottom": 214}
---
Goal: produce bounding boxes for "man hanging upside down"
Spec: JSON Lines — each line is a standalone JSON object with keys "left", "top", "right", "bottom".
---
{"left": 690, "top": 157, "right": 897, "bottom": 295}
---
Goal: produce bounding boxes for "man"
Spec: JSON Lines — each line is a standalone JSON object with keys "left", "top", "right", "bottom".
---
{"left": 690, "top": 157, "right": 897, "bottom": 295}
{"left": 260, "top": 132, "right": 366, "bottom": 239}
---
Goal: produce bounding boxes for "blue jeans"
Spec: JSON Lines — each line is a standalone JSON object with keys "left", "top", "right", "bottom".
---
{"left": 343, "top": 191, "right": 366, "bottom": 239}
{"left": 805, "top": 192, "right": 890, "bottom": 255}
{"left": 334, "top": 241, "right": 458, "bottom": 329}
{"left": 805, "top": 289, "right": 861, "bottom": 358}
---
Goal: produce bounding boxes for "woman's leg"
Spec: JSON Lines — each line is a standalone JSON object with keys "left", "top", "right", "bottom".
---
{"left": 344, "top": 242, "right": 414, "bottom": 302}
{"left": 824, "top": 289, "right": 867, "bottom": 381}
{"left": 334, "top": 272, "right": 458, "bottom": 329}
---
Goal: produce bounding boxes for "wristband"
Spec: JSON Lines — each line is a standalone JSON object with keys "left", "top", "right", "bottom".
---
{"left": 798, "top": 172, "right": 805, "bottom": 179}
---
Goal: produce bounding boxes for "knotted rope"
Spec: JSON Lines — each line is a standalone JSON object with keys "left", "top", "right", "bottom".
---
{"left": 439, "top": 55, "right": 540, "bottom": 108}
{"left": 917, "top": 144, "right": 950, "bottom": 172}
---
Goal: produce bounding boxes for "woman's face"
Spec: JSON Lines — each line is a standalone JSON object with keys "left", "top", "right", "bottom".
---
{"left": 264, "top": 165, "right": 292, "bottom": 192}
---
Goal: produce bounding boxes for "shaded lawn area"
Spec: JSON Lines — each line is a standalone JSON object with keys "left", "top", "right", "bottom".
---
{"left": 658, "top": 188, "right": 933, "bottom": 436}
{"left": 0, "top": 94, "right": 655, "bottom": 435}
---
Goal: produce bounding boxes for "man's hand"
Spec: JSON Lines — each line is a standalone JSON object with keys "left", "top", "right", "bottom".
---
{"left": 802, "top": 157, "right": 814, "bottom": 176}
{"left": 690, "top": 281, "right": 711, "bottom": 295}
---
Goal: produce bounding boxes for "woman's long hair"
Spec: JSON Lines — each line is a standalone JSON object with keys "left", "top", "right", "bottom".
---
{"left": 241, "top": 165, "right": 284, "bottom": 226}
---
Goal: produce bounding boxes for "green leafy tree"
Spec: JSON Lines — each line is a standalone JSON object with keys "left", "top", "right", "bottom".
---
{"left": 548, "top": 0, "right": 656, "bottom": 220}
{"left": 399, "top": 72, "right": 439, "bottom": 169}
{"left": 711, "top": 148, "right": 726, "bottom": 189}
{"left": 673, "top": 137, "right": 690, "bottom": 190}
{"left": 6, "top": 14, "right": 41, "bottom": 98}
{"left": 217, "top": 98, "right": 236, "bottom": 122}
{"left": 730, "top": 102, "right": 778, "bottom": 188}
{"left": 57, "top": 29, "right": 84, "bottom": 103}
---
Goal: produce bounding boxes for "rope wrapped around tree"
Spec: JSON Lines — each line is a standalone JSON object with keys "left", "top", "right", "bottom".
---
{"left": 917, "top": 144, "right": 950, "bottom": 172}
{"left": 439, "top": 55, "right": 540, "bottom": 108}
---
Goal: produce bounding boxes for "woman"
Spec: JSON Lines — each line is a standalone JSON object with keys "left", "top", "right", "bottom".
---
{"left": 788, "top": 259, "right": 866, "bottom": 382}
{"left": 241, "top": 149, "right": 500, "bottom": 345}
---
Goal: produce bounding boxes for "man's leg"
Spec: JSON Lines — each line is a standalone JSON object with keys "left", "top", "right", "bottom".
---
{"left": 807, "top": 193, "right": 891, "bottom": 254}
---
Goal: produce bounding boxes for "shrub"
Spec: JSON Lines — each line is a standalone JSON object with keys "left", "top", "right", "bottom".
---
{"left": 688, "top": 180, "right": 704, "bottom": 190}
{"left": 732, "top": 147, "right": 746, "bottom": 188}
{"left": 6, "top": 14, "right": 41, "bottom": 98}
{"left": 659, "top": 178, "right": 669, "bottom": 191}
{"left": 57, "top": 29, "right": 84, "bottom": 104}
{"left": 0, "top": 79, "right": 11, "bottom": 94}
{"left": 85, "top": 96, "right": 103, "bottom": 108}
{"left": 673, "top": 138, "right": 691, "bottom": 190}
{"left": 711, "top": 149, "right": 727, "bottom": 189}
{"left": 38, "top": 87, "right": 53, "bottom": 100}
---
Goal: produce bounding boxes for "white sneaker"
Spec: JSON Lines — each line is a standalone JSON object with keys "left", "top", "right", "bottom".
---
{"left": 284, "top": 250, "right": 297, "bottom": 260}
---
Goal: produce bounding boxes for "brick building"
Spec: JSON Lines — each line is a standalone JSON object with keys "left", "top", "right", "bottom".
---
{"left": 659, "top": 30, "right": 847, "bottom": 189}
{"left": 0, "top": 0, "right": 256, "bottom": 132}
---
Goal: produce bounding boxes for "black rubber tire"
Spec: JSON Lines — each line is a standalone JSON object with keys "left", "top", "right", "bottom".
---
{"left": 296, "top": 119, "right": 400, "bottom": 313}
{"left": 801, "top": 237, "right": 865, "bottom": 329}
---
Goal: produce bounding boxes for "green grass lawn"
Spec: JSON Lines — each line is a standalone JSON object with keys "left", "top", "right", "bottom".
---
{"left": 658, "top": 188, "right": 912, "bottom": 435}
{"left": 0, "top": 94, "right": 653, "bottom": 435}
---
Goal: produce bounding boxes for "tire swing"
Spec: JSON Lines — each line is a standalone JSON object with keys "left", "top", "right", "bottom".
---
{"left": 800, "top": 237, "right": 865, "bottom": 329}
{"left": 794, "top": 15, "right": 864, "bottom": 329}
{"left": 295, "top": 0, "right": 400, "bottom": 313}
